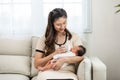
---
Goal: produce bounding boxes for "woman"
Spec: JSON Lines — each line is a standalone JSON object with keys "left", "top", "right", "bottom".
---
{"left": 34, "top": 8, "right": 86, "bottom": 80}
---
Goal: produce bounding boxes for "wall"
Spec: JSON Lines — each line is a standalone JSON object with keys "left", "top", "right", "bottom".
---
{"left": 87, "top": 0, "right": 120, "bottom": 80}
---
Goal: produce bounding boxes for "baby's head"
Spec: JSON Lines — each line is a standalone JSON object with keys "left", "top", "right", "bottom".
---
{"left": 71, "top": 45, "right": 86, "bottom": 56}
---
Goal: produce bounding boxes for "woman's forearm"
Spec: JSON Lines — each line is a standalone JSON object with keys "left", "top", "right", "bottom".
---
{"left": 34, "top": 52, "right": 56, "bottom": 68}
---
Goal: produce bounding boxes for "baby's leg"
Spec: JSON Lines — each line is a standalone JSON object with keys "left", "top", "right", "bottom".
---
{"left": 37, "top": 60, "right": 51, "bottom": 71}
{"left": 37, "top": 66, "right": 44, "bottom": 71}
{"left": 39, "top": 60, "right": 54, "bottom": 71}
{"left": 42, "top": 60, "right": 57, "bottom": 71}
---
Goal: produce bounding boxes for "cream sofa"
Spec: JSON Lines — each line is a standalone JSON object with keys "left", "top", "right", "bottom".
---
{"left": 0, "top": 36, "right": 106, "bottom": 80}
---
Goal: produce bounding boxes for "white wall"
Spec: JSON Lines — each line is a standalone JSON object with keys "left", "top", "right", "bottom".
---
{"left": 87, "top": 0, "right": 120, "bottom": 80}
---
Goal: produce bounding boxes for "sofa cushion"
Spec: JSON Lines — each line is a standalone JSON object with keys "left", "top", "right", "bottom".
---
{"left": 0, "top": 74, "right": 29, "bottom": 80}
{"left": 0, "top": 55, "right": 30, "bottom": 76}
{"left": 31, "top": 76, "right": 37, "bottom": 80}
{"left": 0, "top": 38, "right": 31, "bottom": 56}
{"left": 32, "top": 36, "right": 39, "bottom": 57}
{"left": 30, "top": 57, "right": 39, "bottom": 77}
{"left": 77, "top": 57, "right": 91, "bottom": 80}
{"left": 31, "top": 36, "right": 40, "bottom": 77}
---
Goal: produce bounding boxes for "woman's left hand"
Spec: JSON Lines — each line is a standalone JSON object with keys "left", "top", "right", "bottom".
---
{"left": 52, "top": 58, "right": 65, "bottom": 70}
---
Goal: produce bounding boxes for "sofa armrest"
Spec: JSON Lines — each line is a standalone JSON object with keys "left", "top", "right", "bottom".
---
{"left": 77, "top": 57, "right": 91, "bottom": 80}
{"left": 89, "top": 57, "right": 107, "bottom": 80}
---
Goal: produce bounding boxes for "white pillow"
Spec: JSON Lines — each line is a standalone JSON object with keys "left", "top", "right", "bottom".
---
{"left": 77, "top": 57, "right": 91, "bottom": 80}
{"left": 0, "top": 55, "right": 30, "bottom": 76}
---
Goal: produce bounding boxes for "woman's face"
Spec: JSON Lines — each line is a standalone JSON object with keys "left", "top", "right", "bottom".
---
{"left": 53, "top": 17, "right": 67, "bottom": 33}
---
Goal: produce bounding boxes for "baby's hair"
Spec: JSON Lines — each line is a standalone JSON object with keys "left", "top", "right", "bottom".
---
{"left": 77, "top": 45, "right": 86, "bottom": 56}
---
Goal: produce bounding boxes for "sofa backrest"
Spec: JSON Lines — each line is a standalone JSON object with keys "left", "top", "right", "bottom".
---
{"left": 0, "top": 37, "right": 32, "bottom": 76}
{"left": 31, "top": 36, "right": 39, "bottom": 77}
{"left": 0, "top": 38, "right": 32, "bottom": 56}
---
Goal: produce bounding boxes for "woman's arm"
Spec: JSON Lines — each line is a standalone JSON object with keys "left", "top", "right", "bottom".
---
{"left": 34, "top": 52, "right": 55, "bottom": 68}
{"left": 52, "top": 56, "right": 83, "bottom": 70}
{"left": 34, "top": 45, "right": 67, "bottom": 69}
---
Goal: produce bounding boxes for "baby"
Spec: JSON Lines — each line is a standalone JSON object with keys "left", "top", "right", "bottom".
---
{"left": 37, "top": 45, "right": 86, "bottom": 71}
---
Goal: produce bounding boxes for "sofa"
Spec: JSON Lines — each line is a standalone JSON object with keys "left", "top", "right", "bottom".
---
{"left": 0, "top": 36, "right": 106, "bottom": 80}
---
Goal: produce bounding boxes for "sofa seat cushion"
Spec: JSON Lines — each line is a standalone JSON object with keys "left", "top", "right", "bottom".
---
{"left": 0, "top": 74, "right": 29, "bottom": 80}
{"left": 31, "top": 76, "right": 37, "bottom": 80}
{"left": 0, "top": 55, "right": 30, "bottom": 76}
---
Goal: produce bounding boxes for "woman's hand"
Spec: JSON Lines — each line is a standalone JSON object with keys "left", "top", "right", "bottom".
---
{"left": 52, "top": 58, "right": 65, "bottom": 70}
{"left": 54, "top": 45, "right": 67, "bottom": 54}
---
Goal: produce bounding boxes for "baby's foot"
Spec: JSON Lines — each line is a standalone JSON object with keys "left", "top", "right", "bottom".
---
{"left": 38, "top": 67, "right": 44, "bottom": 71}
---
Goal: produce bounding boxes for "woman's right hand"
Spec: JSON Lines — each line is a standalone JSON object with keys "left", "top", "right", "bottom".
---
{"left": 54, "top": 45, "right": 67, "bottom": 54}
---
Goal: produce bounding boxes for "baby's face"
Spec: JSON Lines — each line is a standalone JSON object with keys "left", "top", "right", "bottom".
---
{"left": 71, "top": 46, "right": 80, "bottom": 54}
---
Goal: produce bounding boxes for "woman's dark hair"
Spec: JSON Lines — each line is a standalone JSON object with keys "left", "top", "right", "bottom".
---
{"left": 44, "top": 8, "right": 72, "bottom": 56}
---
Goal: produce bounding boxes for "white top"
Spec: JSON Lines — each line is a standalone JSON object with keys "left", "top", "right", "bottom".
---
{"left": 36, "top": 32, "right": 83, "bottom": 53}
{"left": 36, "top": 32, "right": 83, "bottom": 73}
